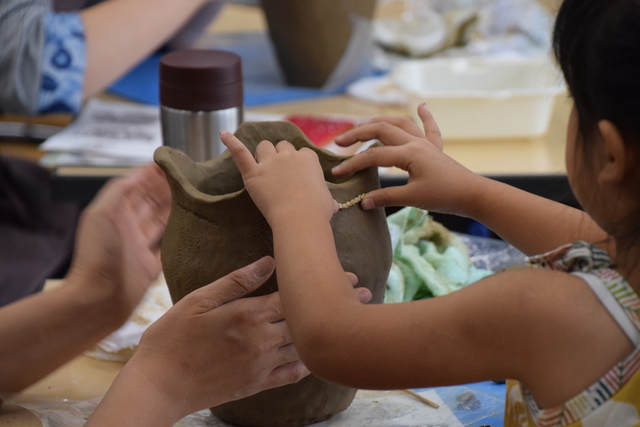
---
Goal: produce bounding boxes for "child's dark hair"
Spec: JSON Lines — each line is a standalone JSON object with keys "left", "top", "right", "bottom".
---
{"left": 553, "top": 0, "right": 640, "bottom": 149}
{"left": 553, "top": 0, "right": 640, "bottom": 259}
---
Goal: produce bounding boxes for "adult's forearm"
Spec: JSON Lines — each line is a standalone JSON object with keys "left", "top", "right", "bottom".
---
{"left": 86, "top": 361, "right": 183, "bottom": 427}
{"left": 0, "top": 282, "right": 121, "bottom": 391}
{"left": 80, "top": 0, "right": 210, "bottom": 98}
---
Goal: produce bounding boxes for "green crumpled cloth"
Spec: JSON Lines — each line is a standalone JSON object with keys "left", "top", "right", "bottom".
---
{"left": 384, "top": 207, "right": 492, "bottom": 303}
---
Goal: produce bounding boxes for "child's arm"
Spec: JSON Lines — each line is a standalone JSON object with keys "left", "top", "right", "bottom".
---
{"left": 332, "top": 104, "right": 609, "bottom": 256}
{"left": 220, "top": 130, "right": 629, "bottom": 405}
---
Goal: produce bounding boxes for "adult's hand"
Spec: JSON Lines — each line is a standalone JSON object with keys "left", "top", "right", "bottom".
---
{"left": 87, "top": 256, "right": 372, "bottom": 426}
{"left": 66, "top": 164, "right": 171, "bottom": 325}
{"left": 135, "top": 256, "right": 308, "bottom": 411}
{"left": 0, "top": 165, "right": 171, "bottom": 392}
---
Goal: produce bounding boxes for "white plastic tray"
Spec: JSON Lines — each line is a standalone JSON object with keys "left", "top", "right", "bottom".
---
{"left": 392, "top": 56, "right": 566, "bottom": 139}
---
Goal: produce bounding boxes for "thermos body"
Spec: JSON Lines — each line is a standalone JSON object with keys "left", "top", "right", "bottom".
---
{"left": 160, "top": 105, "right": 242, "bottom": 162}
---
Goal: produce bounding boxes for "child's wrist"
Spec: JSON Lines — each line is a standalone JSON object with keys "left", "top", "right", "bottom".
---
{"left": 268, "top": 208, "right": 331, "bottom": 232}
{"left": 455, "top": 174, "right": 496, "bottom": 220}
{"left": 265, "top": 204, "right": 332, "bottom": 228}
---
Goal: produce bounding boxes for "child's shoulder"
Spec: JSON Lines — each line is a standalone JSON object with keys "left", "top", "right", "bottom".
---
{"left": 483, "top": 266, "right": 637, "bottom": 408}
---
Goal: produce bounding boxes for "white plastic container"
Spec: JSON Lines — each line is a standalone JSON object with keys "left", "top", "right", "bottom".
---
{"left": 392, "top": 56, "right": 566, "bottom": 139}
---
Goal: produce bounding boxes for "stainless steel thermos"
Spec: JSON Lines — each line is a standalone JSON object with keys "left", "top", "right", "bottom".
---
{"left": 159, "top": 49, "right": 243, "bottom": 162}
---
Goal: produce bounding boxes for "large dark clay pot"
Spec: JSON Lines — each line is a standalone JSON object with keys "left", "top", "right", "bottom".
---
{"left": 154, "top": 121, "right": 392, "bottom": 427}
{"left": 259, "top": 0, "right": 376, "bottom": 87}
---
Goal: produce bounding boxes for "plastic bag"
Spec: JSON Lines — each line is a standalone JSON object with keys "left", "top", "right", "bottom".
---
{"left": 385, "top": 207, "right": 526, "bottom": 303}
{"left": 459, "top": 233, "right": 527, "bottom": 272}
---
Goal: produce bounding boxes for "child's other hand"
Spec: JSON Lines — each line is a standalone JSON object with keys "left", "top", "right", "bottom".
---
{"left": 220, "top": 130, "right": 335, "bottom": 226}
{"left": 331, "top": 104, "right": 479, "bottom": 216}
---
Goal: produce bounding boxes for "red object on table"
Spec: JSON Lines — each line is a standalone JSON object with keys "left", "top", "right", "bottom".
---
{"left": 285, "top": 115, "right": 356, "bottom": 147}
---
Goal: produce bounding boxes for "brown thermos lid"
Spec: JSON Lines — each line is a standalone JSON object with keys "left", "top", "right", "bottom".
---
{"left": 160, "top": 49, "right": 243, "bottom": 112}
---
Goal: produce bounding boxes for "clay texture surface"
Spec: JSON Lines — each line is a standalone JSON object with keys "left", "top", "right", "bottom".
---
{"left": 155, "top": 121, "right": 392, "bottom": 427}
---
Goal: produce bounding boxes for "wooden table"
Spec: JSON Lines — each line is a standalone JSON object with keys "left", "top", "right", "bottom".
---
{"left": 0, "top": 356, "right": 123, "bottom": 426}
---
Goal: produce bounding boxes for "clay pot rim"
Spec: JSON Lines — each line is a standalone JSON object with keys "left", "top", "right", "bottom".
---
{"left": 239, "top": 121, "right": 354, "bottom": 165}
{"left": 156, "top": 121, "right": 366, "bottom": 203}
{"left": 154, "top": 147, "right": 241, "bottom": 205}
{"left": 154, "top": 143, "right": 367, "bottom": 206}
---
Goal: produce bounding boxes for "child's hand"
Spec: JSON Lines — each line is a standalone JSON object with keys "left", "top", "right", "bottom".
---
{"left": 220, "top": 130, "right": 336, "bottom": 226}
{"left": 331, "top": 104, "right": 480, "bottom": 217}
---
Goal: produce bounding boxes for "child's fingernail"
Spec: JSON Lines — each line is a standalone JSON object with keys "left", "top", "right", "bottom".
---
{"left": 361, "top": 198, "right": 375, "bottom": 210}
{"left": 220, "top": 129, "right": 228, "bottom": 135}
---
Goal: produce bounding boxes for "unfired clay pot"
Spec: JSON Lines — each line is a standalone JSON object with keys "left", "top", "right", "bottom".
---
{"left": 259, "top": 0, "right": 377, "bottom": 88}
{"left": 154, "top": 121, "right": 392, "bottom": 427}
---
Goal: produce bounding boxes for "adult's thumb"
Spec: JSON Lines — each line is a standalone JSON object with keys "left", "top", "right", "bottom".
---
{"left": 189, "top": 256, "right": 275, "bottom": 311}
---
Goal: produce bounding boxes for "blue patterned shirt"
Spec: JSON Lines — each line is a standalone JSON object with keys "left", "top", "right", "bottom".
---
{"left": 37, "top": 12, "right": 86, "bottom": 114}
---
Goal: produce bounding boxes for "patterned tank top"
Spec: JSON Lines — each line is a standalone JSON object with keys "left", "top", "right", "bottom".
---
{"left": 504, "top": 241, "right": 640, "bottom": 426}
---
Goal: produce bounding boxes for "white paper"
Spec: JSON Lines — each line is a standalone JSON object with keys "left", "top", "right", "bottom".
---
{"left": 40, "top": 98, "right": 163, "bottom": 165}
{"left": 38, "top": 100, "right": 387, "bottom": 173}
